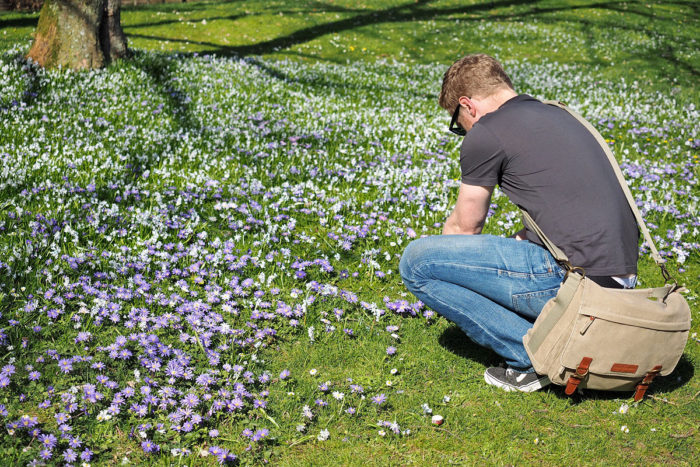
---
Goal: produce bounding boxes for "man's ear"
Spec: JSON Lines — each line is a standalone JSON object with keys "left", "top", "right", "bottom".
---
{"left": 458, "top": 96, "right": 477, "bottom": 117}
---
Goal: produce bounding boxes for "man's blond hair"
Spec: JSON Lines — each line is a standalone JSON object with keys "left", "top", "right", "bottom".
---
{"left": 438, "top": 54, "right": 514, "bottom": 110}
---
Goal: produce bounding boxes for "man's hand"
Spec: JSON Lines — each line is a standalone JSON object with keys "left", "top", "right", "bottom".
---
{"left": 442, "top": 183, "right": 494, "bottom": 235}
{"left": 511, "top": 228, "right": 527, "bottom": 241}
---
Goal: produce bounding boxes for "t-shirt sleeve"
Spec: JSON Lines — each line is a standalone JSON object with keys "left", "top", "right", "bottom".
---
{"left": 459, "top": 124, "right": 504, "bottom": 186}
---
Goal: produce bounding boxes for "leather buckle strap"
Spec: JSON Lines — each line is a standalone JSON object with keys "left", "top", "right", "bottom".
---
{"left": 633, "top": 365, "right": 663, "bottom": 402}
{"left": 565, "top": 357, "right": 592, "bottom": 395}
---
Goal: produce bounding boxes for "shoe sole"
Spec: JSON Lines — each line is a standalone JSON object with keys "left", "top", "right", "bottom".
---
{"left": 484, "top": 372, "right": 551, "bottom": 393}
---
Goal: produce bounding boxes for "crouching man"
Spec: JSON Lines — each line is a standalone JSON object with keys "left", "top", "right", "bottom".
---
{"left": 399, "top": 54, "right": 638, "bottom": 392}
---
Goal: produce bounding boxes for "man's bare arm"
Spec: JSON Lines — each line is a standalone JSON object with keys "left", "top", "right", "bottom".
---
{"left": 442, "top": 184, "right": 494, "bottom": 235}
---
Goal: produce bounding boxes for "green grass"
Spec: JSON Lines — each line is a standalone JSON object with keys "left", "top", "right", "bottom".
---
{"left": 0, "top": 1, "right": 698, "bottom": 465}
{"left": 1, "top": 0, "right": 698, "bottom": 96}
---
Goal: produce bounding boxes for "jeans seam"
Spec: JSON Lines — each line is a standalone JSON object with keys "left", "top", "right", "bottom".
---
{"left": 413, "top": 261, "right": 558, "bottom": 280}
{"left": 498, "top": 269, "right": 561, "bottom": 279}
{"left": 411, "top": 261, "right": 502, "bottom": 281}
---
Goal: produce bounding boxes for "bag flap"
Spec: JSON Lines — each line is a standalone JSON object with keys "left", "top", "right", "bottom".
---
{"left": 577, "top": 280, "right": 691, "bottom": 331}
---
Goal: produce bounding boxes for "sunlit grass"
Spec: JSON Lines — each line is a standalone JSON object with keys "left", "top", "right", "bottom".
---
{"left": 0, "top": 1, "right": 698, "bottom": 465}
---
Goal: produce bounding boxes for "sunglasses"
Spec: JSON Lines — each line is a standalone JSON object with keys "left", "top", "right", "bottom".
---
{"left": 449, "top": 103, "right": 467, "bottom": 136}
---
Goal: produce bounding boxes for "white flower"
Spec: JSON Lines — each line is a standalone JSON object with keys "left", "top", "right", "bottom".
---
{"left": 303, "top": 405, "right": 313, "bottom": 419}
{"left": 96, "top": 409, "right": 112, "bottom": 421}
{"left": 309, "top": 368, "right": 318, "bottom": 376}
{"left": 618, "top": 403, "right": 629, "bottom": 414}
{"left": 621, "top": 425, "right": 630, "bottom": 433}
{"left": 332, "top": 391, "right": 344, "bottom": 400}
{"left": 317, "top": 429, "right": 330, "bottom": 441}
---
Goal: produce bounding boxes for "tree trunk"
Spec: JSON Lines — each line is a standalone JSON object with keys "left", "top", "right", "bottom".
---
{"left": 100, "top": 0, "right": 129, "bottom": 62}
{"left": 27, "top": 0, "right": 130, "bottom": 70}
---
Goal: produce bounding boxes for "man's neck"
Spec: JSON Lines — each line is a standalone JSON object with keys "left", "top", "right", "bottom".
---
{"left": 478, "top": 88, "right": 518, "bottom": 115}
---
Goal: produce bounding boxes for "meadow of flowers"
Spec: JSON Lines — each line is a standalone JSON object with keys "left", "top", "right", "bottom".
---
{"left": 0, "top": 42, "right": 698, "bottom": 465}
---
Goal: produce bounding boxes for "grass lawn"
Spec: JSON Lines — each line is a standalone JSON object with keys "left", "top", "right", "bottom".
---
{"left": 0, "top": 1, "right": 698, "bottom": 465}
{"left": 2, "top": 0, "right": 698, "bottom": 95}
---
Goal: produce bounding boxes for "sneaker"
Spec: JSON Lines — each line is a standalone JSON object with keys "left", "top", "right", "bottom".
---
{"left": 484, "top": 366, "right": 550, "bottom": 393}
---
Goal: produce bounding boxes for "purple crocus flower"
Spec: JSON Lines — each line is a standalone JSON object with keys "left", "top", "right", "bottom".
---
{"left": 80, "top": 448, "right": 93, "bottom": 461}
{"left": 63, "top": 448, "right": 77, "bottom": 462}
{"left": 181, "top": 393, "right": 199, "bottom": 408}
{"left": 371, "top": 393, "right": 387, "bottom": 405}
{"left": 252, "top": 428, "right": 269, "bottom": 441}
{"left": 39, "top": 433, "right": 57, "bottom": 448}
{"left": 141, "top": 440, "right": 160, "bottom": 453}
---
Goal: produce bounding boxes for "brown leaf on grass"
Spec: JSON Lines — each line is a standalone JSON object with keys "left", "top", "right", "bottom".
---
{"left": 669, "top": 431, "right": 694, "bottom": 439}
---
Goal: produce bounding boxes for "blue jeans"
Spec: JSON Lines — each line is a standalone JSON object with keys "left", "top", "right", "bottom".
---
{"left": 399, "top": 234, "right": 566, "bottom": 371}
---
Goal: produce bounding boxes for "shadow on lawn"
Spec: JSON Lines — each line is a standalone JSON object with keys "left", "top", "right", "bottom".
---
{"left": 123, "top": 0, "right": 697, "bottom": 80}
{"left": 108, "top": 50, "right": 203, "bottom": 182}
{"left": 125, "top": 34, "right": 436, "bottom": 100}
{"left": 558, "top": 354, "right": 695, "bottom": 403}
{"left": 0, "top": 16, "right": 38, "bottom": 29}
{"left": 0, "top": 52, "right": 42, "bottom": 109}
{"left": 438, "top": 325, "right": 503, "bottom": 369}
{"left": 438, "top": 325, "right": 695, "bottom": 402}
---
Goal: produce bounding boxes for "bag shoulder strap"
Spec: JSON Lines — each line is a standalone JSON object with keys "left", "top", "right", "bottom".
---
{"left": 521, "top": 100, "right": 668, "bottom": 277}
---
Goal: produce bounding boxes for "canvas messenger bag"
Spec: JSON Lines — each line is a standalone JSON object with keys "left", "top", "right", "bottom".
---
{"left": 521, "top": 101, "right": 691, "bottom": 401}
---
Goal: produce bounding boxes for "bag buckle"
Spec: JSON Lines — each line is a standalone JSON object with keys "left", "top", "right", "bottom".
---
{"left": 565, "top": 357, "right": 592, "bottom": 395}
{"left": 563, "top": 262, "right": 586, "bottom": 280}
{"left": 633, "top": 365, "right": 662, "bottom": 402}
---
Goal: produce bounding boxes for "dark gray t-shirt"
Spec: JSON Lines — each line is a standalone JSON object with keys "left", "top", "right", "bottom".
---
{"left": 460, "top": 94, "right": 639, "bottom": 276}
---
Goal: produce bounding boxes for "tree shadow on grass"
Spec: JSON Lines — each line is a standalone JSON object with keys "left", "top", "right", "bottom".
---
{"left": 125, "top": 33, "right": 437, "bottom": 100}
{"left": 0, "top": 16, "right": 38, "bottom": 29}
{"left": 178, "top": 0, "right": 536, "bottom": 57}
{"left": 0, "top": 51, "right": 42, "bottom": 109}
{"left": 8, "top": 0, "right": 698, "bottom": 82}
{"left": 106, "top": 50, "right": 202, "bottom": 183}
{"left": 123, "top": 0, "right": 697, "bottom": 84}
{"left": 126, "top": 12, "right": 247, "bottom": 29}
